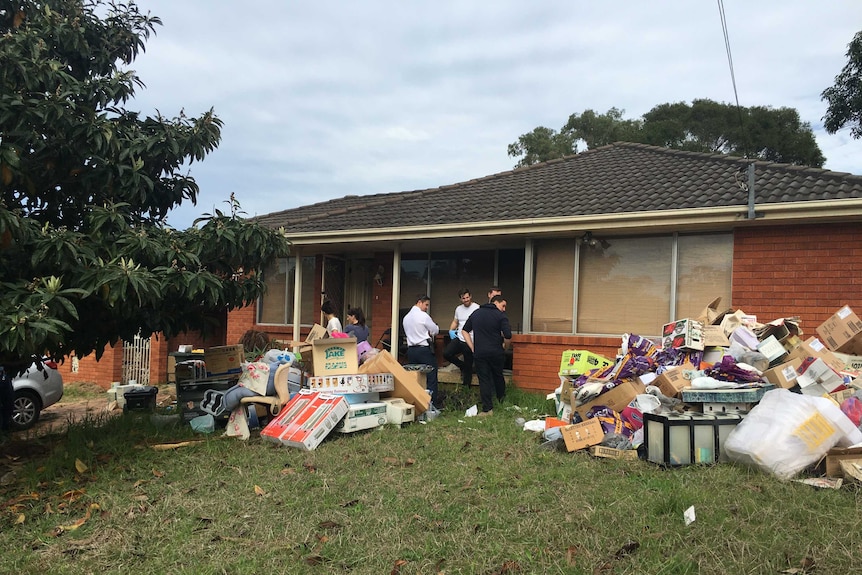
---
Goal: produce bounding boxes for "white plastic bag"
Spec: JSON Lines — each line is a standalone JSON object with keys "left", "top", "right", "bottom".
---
{"left": 724, "top": 388, "right": 862, "bottom": 480}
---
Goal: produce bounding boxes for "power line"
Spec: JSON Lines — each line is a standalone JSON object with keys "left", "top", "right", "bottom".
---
{"left": 717, "top": 0, "right": 748, "bottom": 156}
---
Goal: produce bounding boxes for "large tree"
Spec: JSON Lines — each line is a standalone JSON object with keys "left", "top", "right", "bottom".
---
{"left": 508, "top": 99, "right": 826, "bottom": 168}
{"left": 822, "top": 31, "right": 862, "bottom": 138}
{"left": 0, "top": 1, "right": 290, "bottom": 373}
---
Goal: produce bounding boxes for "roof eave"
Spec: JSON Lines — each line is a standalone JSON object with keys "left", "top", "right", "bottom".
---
{"left": 282, "top": 199, "right": 862, "bottom": 246}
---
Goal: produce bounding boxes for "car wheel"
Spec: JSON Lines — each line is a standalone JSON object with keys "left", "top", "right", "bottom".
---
{"left": 12, "top": 390, "right": 41, "bottom": 431}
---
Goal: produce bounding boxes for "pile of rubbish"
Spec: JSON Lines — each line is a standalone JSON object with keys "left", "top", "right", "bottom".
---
{"left": 537, "top": 299, "right": 862, "bottom": 486}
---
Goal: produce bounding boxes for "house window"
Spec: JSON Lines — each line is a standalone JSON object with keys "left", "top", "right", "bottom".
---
{"left": 532, "top": 233, "right": 732, "bottom": 335}
{"left": 258, "top": 256, "right": 317, "bottom": 325}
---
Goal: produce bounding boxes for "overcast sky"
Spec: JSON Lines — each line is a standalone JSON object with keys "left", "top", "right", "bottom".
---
{"left": 128, "top": 1, "right": 862, "bottom": 229}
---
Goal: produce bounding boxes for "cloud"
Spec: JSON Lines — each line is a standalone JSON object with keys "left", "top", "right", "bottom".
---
{"left": 123, "top": 0, "right": 862, "bottom": 229}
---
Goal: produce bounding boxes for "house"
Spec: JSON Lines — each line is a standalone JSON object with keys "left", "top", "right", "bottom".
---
{"left": 61, "top": 142, "right": 862, "bottom": 393}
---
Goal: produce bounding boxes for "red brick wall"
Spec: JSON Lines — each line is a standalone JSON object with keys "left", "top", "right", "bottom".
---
{"left": 56, "top": 344, "right": 125, "bottom": 388}
{"left": 64, "top": 224, "right": 862, "bottom": 391}
{"left": 510, "top": 223, "right": 862, "bottom": 394}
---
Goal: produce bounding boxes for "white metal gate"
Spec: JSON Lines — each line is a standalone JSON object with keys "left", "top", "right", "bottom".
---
{"left": 122, "top": 333, "right": 152, "bottom": 385}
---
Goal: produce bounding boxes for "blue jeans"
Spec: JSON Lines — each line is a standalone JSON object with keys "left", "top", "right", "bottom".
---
{"left": 406, "top": 345, "right": 439, "bottom": 406}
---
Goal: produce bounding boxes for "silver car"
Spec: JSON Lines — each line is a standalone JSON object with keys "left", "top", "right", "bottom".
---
{"left": 11, "top": 359, "right": 64, "bottom": 430}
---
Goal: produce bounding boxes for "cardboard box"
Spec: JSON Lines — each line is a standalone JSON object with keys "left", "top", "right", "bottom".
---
{"left": 702, "top": 325, "right": 730, "bottom": 347}
{"left": 307, "top": 373, "right": 394, "bottom": 394}
{"left": 357, "top": 350, "right": 431, "bottom": 415}
{"left": 260, "top": 390, "right": 349, "bottom": 451}
{"left": 561, "top": 418, "right": 605, "bottom": 452}
{"left": 205, "top": 344, "right": 244, "bottom": 376}
{"left": 279, "top": 323, "right": 329, "bottom": 352}
{"left": 654, "top": 363, "right": 695, "bottom": 398}
{"left": 833, "top": 352, "right": 862, "bottom": 376}
{"left": 761, "top": 357, "right": 803, "bottom": 389}
{"left": 796, "top": 357, "right": 845, "bottom": 393}
{"left": 334, "top": 402, "right": 388, "bottom": 433}
{"left": 558, "top": 350, "right": 613, "bottom": 376}
{"left": 817, "top": 305, "right": 862, "bottom": 355}
{"left": 571, "top": 379, "right": 646, "bottom": 421}
{"left": 662, "top": 319, "right": 704, "bottom": 351}
{"left": 785, "top": 337, "right": 846, "bottom": 374}
{"left": 311, "top": 337, "right": 359, "bottom": 376}
{"left": 589, "top": 445, "right": 639, "bottom": 460}
{"left": 825, "top": 446, "right": 862, "bottom": 478}
{"left": 757, "top": 335, "right": 788, "bottom": 364}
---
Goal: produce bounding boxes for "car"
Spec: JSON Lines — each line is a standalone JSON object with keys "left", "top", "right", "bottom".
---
{"left": 10, "top": 359, "right": 64, "bottom": 431}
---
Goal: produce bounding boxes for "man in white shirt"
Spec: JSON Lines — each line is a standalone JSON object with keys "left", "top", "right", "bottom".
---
{"left": 443, "top": 289, "right": 480, "bottom": 386}
{"left": 402, "top": 294, "right": 440, "bottom": 406}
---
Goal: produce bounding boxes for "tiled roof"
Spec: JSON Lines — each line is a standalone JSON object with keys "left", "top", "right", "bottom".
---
{"left": 252, "top": 142, "right": 862, "bottom": 234}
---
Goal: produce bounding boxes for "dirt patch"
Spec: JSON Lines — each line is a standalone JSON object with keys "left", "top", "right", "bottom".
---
{"left": 30, "top": 398, "right": 117, "bottom": 436}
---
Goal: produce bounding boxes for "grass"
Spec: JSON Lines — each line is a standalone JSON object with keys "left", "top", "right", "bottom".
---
{"left": 1, "top": 382, "right": 861, "bottom": 574}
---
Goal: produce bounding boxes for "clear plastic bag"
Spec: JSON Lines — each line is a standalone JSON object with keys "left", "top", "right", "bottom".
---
{"left": 724, "top": 388, "right": 862, "bottom": 480}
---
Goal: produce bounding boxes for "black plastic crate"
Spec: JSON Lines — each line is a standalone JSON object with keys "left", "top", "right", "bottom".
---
{"left": 124, "top": 386, "right": 159, "bottom": 412}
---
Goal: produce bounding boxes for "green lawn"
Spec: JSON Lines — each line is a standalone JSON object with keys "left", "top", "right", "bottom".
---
{"left": 0, "top": 383, "right": 859, "bottom": 575}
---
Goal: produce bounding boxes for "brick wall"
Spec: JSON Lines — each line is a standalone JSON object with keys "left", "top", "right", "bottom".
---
{"left": 62, "top": 224, "right": 862, "bottom": 390}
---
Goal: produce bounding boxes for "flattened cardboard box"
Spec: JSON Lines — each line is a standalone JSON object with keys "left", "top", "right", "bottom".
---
{"left": 825, "top": 446, "right": 862, "bottom": 478}
{"left": 589, "top": 445, "right": 639, "bottom": 460}
{"left": 357, "top": 349, "right": 431, "bottom": 415}
{"left": 571, "top": 379, "right": 646, "bottom": 421}
{"left": 561, "top": 418, "right": 605, "bottom": 452}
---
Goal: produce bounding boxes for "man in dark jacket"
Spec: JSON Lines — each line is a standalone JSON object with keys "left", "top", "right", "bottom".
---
{"left": 462, "top": 296, "right": 512, "bottom": 416}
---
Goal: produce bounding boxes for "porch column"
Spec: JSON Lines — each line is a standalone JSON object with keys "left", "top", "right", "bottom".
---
{"left": 292, "top": 248, "right": 302, "bottom": 352}
{"left": 390, "top": 246, "right": 402, "bottom": 355}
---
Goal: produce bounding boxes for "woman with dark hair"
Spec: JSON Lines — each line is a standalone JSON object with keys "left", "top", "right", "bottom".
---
{"left": 344, "top": 307, "right": 369, "bottom": 343}
{"left": 321, "top": 300, "right": 342, "bottom": 334}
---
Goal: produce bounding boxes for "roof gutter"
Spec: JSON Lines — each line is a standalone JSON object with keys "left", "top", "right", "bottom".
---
{"left": 282, "top": 199, "right": 862, "bottom": 246}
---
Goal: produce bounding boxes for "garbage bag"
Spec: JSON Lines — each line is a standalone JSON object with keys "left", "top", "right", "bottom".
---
{"left": 190, "top": 414, "right": 215, "bottom": 434}
{"left": 724, "top": 388, "right": 862, "bottom": 480}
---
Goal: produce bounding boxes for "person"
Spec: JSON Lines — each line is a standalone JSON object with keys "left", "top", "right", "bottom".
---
{"left": 462, "top": 295, "right": 512, "bottom": 416}
{"left": 344, "top": 307, "right": 369, "bottom": 343}
{"left": 443, "top": 289, "right": 479, "bottom": 386}
{"left": 321, "top": 300, "right": 342, "bottom": 334}
{"left": 487, "top": 286, "right": 502, "bottom": 302}
{"left": 402, "top": 294, "right": 440, "bottom": 406}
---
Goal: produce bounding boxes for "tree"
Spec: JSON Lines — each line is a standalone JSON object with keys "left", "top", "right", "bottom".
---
{"left": 822, "top": 31, "right": 862, "bottom": 138}
{"left": 506, "top": 126, "right": 576, "bottom": 168}
{"left": 508, "top": 100, "right": 825, "bottom": 168}
{"left": 0, "top": 1, "right": 291, "bottom": 373}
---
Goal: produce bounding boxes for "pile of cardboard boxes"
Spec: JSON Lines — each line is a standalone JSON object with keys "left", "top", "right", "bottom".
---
{"left": 553, "top": 300, "right": 862, "bottom": 483}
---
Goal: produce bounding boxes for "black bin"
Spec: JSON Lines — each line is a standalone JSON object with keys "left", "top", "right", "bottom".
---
{"left": 124, "top": 386, "right": 159, "bottom": 412}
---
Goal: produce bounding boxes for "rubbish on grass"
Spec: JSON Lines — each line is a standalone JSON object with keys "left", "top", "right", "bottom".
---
{"left": 684, "top": 505, "right": 696, "bottom": 525}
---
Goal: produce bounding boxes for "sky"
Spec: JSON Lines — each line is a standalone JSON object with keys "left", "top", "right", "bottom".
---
{"left": 126, "top": 1, "right": 862, "bottom": 229}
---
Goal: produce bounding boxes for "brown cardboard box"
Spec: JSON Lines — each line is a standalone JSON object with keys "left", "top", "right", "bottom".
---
{"left": 204, "top": 344, "right": 244, "bottom": 376}
{"left": 311, "top": 337, "right": 358, "bottom": 376}
{"left": 589, "top": 445, "right": 639, "bottom": 460}
{"left": 357, "top": 350, "right": 431, "bottom": 415}
{"left": 571, "top": 379, "right": 646, "bottom": 420}
{"left": 817, "top": 305, "right": 862, "bottom": 355}
{"left": 785, "top": 337, "right": 846, "bottom": 374}
{"left": 761, "top": 357, "right": 803, "bottom": 389}
{"left": 825, "top": 446, "right": 862, "bottom": 478}
{"left": 654, "top": 363, "right": 694, "bottom": 398}
{"left": 561, "top": 418, "right": 605, "bottom": 452}
{"left": 702, "top": 325, "right": 730, "bottom": 347}
{"left": 280, "top": 323, "right": 328, "bottom": 353}
{"left": 833, "top": 352, "right": 862, "bottom": 376}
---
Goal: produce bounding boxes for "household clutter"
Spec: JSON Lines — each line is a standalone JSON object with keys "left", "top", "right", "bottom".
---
{"left": 127, "top": 325, "right": 433, "bottom": 448}
{"left": 546, "top": 298, "right": 862, "bottom": 486}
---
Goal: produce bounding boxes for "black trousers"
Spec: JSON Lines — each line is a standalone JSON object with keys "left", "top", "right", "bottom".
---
{"left": 443, "top": 338, "right": 474, "bottom": 385}
{"left": 474, "top": 354, "right": 505, "bottom": 413}
{"left": 0, "top": 370, "right": 14, "bottom": 431}
{"left": 406, "top": 345, "right": 439, "bottom": 406}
